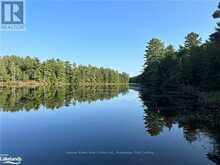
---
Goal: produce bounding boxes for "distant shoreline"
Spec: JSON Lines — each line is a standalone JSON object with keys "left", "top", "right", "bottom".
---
{"left": 0, "top": 81, "right": 129, "bottom": 87}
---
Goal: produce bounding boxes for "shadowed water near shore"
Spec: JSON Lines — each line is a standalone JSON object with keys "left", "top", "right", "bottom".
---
{"left": 138, "top": 86, "right": 220, "bottom": 164}
{"left": 0, "top": 85, "right": 219, "bottom": 165}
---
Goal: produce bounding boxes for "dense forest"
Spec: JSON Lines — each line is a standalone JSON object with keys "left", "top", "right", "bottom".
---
{"left": 131, "top": 4, "right": 220, "bottom": 163}
{"left": 0, "top": 56, "right": 129, "bottom": 85}
{"left": 131, "top": 2, "right": 220, "bottom": 92}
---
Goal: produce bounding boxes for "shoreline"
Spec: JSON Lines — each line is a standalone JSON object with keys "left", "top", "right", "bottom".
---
{"left": 0, "top": 81, "right": 129, "bottom": 88}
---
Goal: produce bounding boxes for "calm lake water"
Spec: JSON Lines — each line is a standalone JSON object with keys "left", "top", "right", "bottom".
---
{"left": 0, "top": 85, "right": 219, "bottom": 165}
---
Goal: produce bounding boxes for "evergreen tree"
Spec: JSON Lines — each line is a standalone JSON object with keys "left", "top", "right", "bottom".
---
{"left": 210, "top": 2, "right": 220, "bottom": 43}
{"left": 0, "top": 56, "right": 129, "bottom": 85}
{"left": 144, "top": 38, "right": 165, "bottom": 67}
{"left": 133, "top": 2, "right": 220, "bottom": 91}
{"left": 0, "top": 60, "right": 9, "bottom": 81}
{"left": 184, "top": 32, "right": 202, "bottom": 50}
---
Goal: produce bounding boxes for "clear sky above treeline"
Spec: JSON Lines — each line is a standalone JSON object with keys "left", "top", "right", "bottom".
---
{"left": 0, "top": 0, "right": 217, "bottom": 76}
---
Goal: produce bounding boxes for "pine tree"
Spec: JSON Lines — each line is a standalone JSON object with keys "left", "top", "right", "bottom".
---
{"left": 0, "top": 61, "right": 9, "bottom": 81}
{"left": 210, "top": 2, "right": 220, "bottom": 43}
{"left": 184, "top": 32, "right": 202, "bottom": 50}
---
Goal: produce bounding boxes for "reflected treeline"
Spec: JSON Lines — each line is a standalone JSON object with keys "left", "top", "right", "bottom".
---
{"left": 138, "top": 87, "right": 220, "bottom": 164}
{"left": 0, "top": 85, "right": 128, "bottom": 112}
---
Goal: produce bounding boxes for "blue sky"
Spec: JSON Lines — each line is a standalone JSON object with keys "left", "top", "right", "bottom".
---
{"left": 0, "top": 0, "right": 218, "bottom": 76}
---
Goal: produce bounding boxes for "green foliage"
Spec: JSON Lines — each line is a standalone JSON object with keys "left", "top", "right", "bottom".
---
{"left": 0, "top": 56, "right": 129, "bottom": 85}
{"left": 213, "top": 2, "right": 220, "bottom": 18}
{"left": 139, "top": 32, "right": 220, "bottom": 91}
{"left": 132, "top": 2, "right": 220, "bottom": 92}
{"left": 184, "top": 32, "right": 202, "bottom": 50}
{"left": 210, "top": 2, "right": 220, "bottom": 43}
{"left": 144, "top": 38, "right": 165, "bottom": 66}
{"left": 0, "top": 60, "right": 9, "bottom": 81}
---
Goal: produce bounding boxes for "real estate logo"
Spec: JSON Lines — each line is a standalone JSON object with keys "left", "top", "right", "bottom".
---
{"left": 0, "top": 0, "right": 25, "bottom": 31}
{"left": 0, "top": 154, "right": 22, "bottom": 164}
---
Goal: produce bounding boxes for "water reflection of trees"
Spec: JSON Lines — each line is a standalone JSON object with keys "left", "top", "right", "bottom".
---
{"left": 139, "top": 88, "right": 220, "bottom": 164}
{"left": 0, "top": 85, "right": 128, "bottom": 112}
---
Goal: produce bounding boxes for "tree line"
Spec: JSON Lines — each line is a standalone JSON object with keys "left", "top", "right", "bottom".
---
{"left": 0, "top": 56, "right": 129, "bottom": 85}
{"left": 131, "top": 2, "right": 220, "bottom": 92}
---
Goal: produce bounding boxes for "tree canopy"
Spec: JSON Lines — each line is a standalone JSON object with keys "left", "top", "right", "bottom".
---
{"left": 0, "top": 56, "right": 129, "bottom": 85}
{"left": 132, "top": 1, "right": 220, "bottom": 92}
